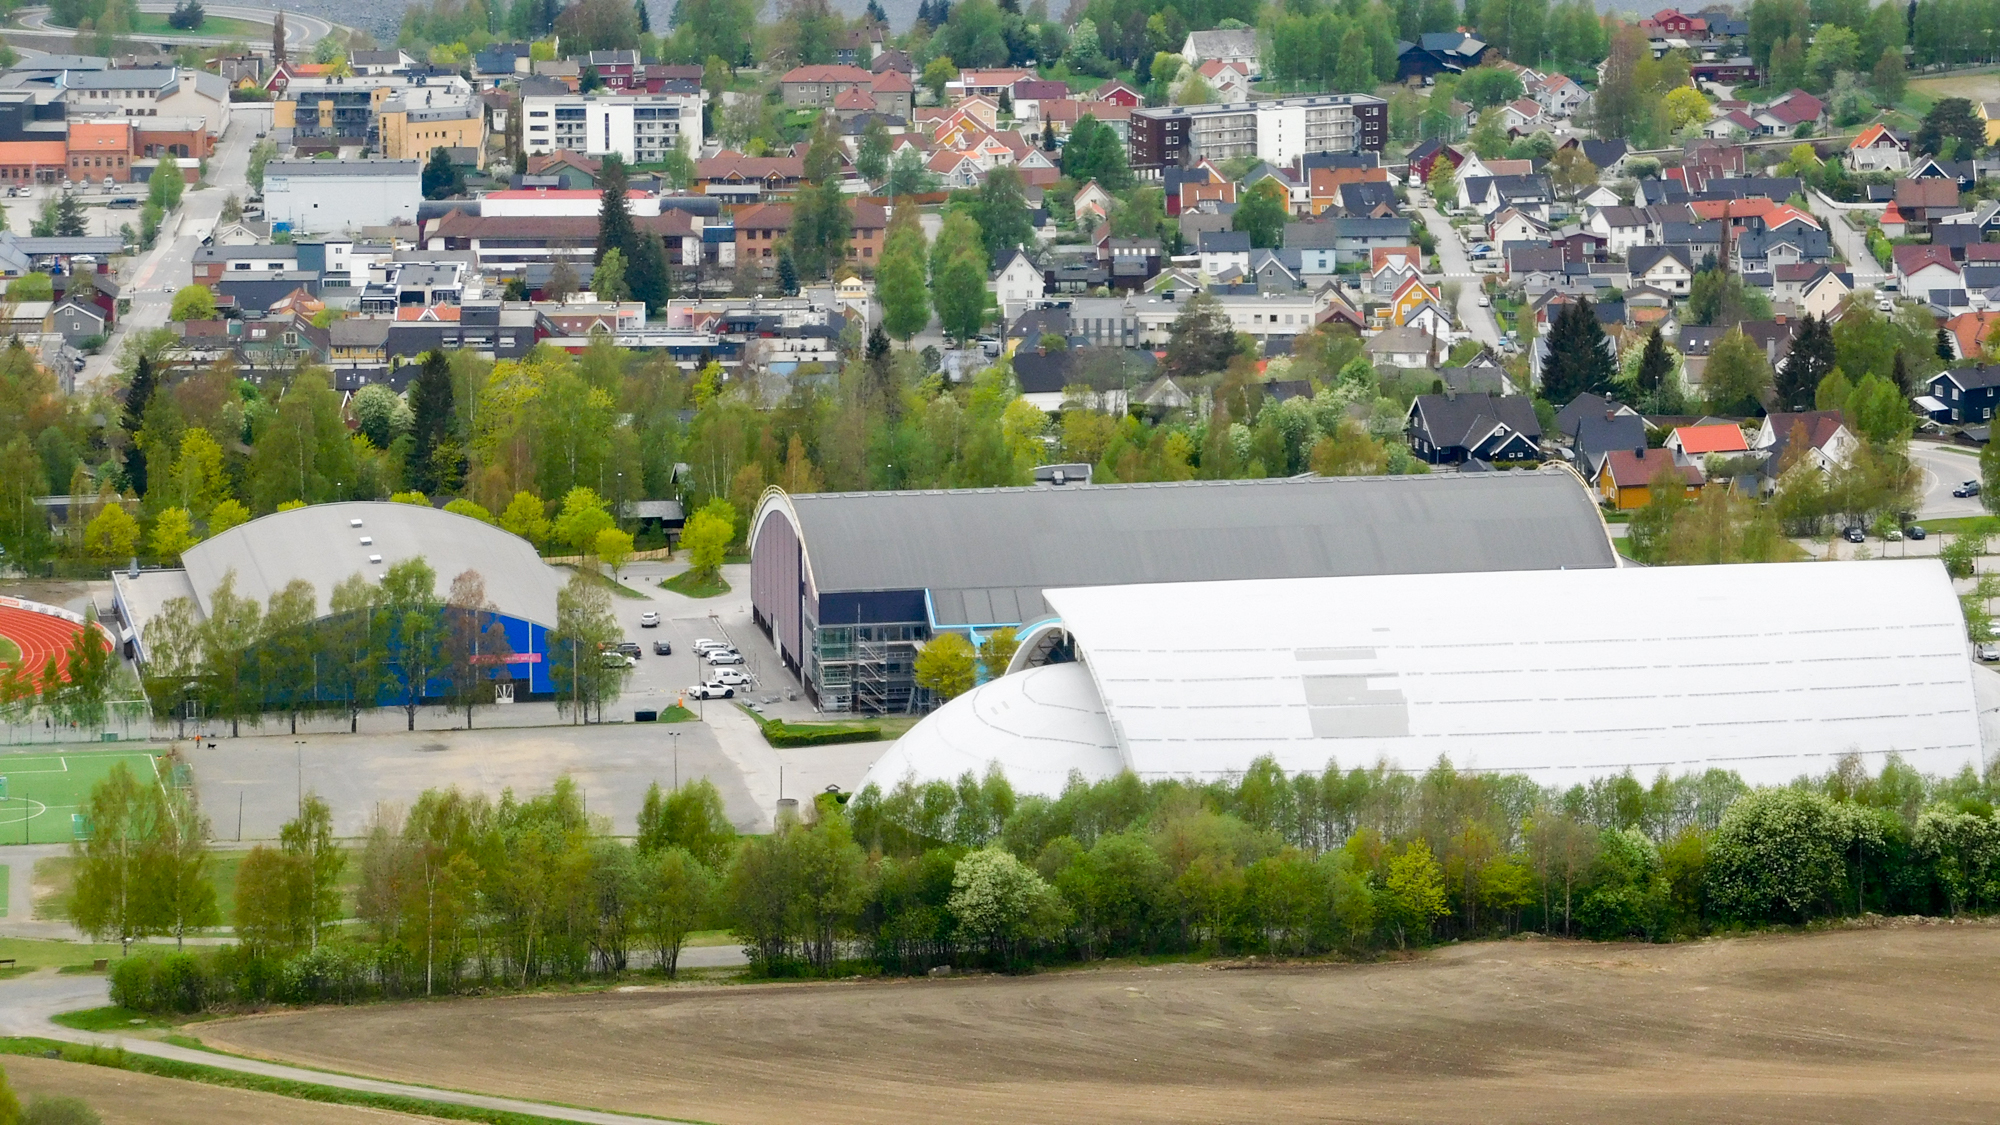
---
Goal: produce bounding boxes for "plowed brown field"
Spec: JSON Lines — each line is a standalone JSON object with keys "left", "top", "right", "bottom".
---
{"left": 0, "top": 1054, "right": 447, "bottom": 1124}
{"left": 198, "top": 924, "right": 2000, "bottom": 1125}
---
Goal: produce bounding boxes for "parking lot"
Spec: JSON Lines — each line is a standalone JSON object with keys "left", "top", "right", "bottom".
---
{"left": 1, "top": 180, "right": 158, "bottom": 240}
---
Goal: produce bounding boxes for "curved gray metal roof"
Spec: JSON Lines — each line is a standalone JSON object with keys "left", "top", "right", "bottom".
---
{"left": 183, "top": 501, "right": 561, "bottom": 626}
{"left": 778, "top": 472, "right": 1616, "bottom": 629}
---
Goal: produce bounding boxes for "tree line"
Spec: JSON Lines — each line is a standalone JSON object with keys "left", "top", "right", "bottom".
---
{"left": 137, "top": 552, "right": 633, "bottom": 735}
{"left": 93, "top": 749, "right": 2000, "bottom": 1013}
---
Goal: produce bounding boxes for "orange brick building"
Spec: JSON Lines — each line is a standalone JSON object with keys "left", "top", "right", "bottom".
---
{"left": 0, "top": 140, "right": 68, "bottom": 184}
{"left": 67, "top": 120, "right": 133, "bottom": 182}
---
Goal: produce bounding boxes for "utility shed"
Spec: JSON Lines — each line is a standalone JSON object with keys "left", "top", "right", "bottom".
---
{"left": 864, "top": 560, "right": 1982, "bottom": 796}
{"left": 750, "top": 472, "right": 1617, "bottom": 714}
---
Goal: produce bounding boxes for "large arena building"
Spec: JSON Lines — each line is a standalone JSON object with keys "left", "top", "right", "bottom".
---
{"left": 113, "top": 502, "right": 561, "bottom": 701}
{"left": 859, "top": 560, "right": 1985, "bottom": 796}
{"left": 750, "top": 472, "right": 1619, "bottom": 714}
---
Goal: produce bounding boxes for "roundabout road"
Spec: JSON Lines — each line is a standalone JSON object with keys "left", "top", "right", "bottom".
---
{"left": 11, "top": 2, "right": 336, "bottom": 48}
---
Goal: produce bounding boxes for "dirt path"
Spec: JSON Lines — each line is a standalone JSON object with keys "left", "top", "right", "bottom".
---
{"left": 194, "top": 924, "right": 2000, "bottom": 1125}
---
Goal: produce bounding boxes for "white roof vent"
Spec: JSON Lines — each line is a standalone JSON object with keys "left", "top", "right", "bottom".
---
{"left": 368, "top": 554, "right": 383, "bottom": 564}
{"left": 359, "top": 535, "right": 373, "bottom": 545}
{"left": 350, "top": 518, "right": 364, "bottom": 528}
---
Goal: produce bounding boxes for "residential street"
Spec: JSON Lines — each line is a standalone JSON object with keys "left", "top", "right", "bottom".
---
{"left": 1805, "top": 188, "right": 1888, "bottom": 291}
{"left": 1910, "top": 440, "right": 1989, "bottom": 520}
{"left": 80, "top": 102, "right": 271, "bottom": 396}
{"left": 1417, "top": 203, "right": 1502, "bottom": 348}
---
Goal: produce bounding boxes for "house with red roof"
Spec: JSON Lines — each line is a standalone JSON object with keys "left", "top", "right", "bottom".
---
{"left": 1878, "top": 201, "right": 1909, "bottom": 238}
{"left": 1943, "top": 311, "right": 2000, "bottom": 360}
{"left": 1529, "top": 73, "right": 1586, "bottom": 118}
{"left": 1753, "top": 409, "right": 1856, "bottom": 475}
{"left": 1500, "top": 98, "right": 1544, "bottom": 134}
{"left": 1597, "top": 448, "right": 1704, "bottom": 510}
{"left": 1752, "top": 89, "right": 1825, "bottom": 136}
{"left": 1196, "top": 59, "right": 1252, "bottom": 100}
{"left": 1846, "top": 123, "right": 1908, "bottom": 173}
{"left": 1665, "top": 423, "right": 1750, "bottom": 458}
{"left": 1639, "top": 8, "right": 1709, "bottom": 34}
{"left": 1894, "top": 243, "right": 1962, "bottom": 301}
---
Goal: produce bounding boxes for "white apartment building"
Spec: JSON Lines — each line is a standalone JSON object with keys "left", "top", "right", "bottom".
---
{"left": 521, "top": 92, "right": 702, "bottom": 164}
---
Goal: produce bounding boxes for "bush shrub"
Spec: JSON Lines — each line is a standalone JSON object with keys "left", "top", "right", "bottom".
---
{"left": 760, "top": 720, "right": 883, "bottom": 748}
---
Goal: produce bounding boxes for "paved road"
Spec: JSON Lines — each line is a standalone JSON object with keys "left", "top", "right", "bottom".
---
{"left": 1911, "top": 440, "right": 1989, "bottom": 520}
{"left": 1416, "top": 202, "right": 1503, "bottom": 349}
{"left": 80, "top": 101, "right": 271, "bottom": 396}
{"left": 12, "top": 2, "right": 334, "bottom": 47}
{"left": 1806, "top": 188, "right": 1889, "bottom": 292}
{"left": 0, "top": 969, "right": 693, "bottom": 1124}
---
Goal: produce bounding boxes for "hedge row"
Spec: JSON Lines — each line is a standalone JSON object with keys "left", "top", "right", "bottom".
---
{"left": 760, "top": 719, "right": 883, "bottom": 748}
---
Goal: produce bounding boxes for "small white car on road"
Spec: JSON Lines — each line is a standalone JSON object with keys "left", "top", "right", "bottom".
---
{"left": 692, "top": 638, "right": 728, "bottom": 655}
{"left": 712, "top": 668, "right": 752, "bottom": 686}
{"left": 706, "top": 649, "right": 744, "bottom": 666}
{"left": 686, "top": 682, "right": 735, "bottom": 699}
{"left": 639, "top": 611, "right": 660, "bottom": 627}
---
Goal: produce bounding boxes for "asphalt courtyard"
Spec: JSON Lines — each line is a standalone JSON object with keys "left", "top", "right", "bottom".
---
{"left": 181, "top": 720, "right": 757, "bottom": 840}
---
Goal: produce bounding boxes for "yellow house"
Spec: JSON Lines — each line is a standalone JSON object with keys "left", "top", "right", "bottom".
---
{"left": 1597, "top": 448, "right": 1703, "bottom": 510}
{"left": 1982, "top": 100, "right": 2000, "bottom": 146}
{"left": 1389, "top": 275, "right": 1440, "bottom": 326}
{"left": 378, "top": 100, "right": 487, "bottom": 165}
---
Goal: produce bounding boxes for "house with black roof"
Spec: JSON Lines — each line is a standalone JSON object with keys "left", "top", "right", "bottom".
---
{"left": 1405, "top": 392, "right": 1543, "bottom": 464}
{"left": 1923, "top": 364, "right": 2000, "bottom": 424}
{"left": 1556, "top": 393, "right": 1648, "bottom": 479}
{"left": 1395, "top": 32, "right": 1490, "bottom": 81}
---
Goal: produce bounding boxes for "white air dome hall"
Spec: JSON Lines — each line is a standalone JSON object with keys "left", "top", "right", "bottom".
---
{"left": 861, "top": 560, "right": 1984, "bottom": 797}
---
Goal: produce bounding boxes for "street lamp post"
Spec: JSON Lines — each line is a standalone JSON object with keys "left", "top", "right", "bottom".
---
{"left": 670, "top": 730, "right": 679, "bottom": 789}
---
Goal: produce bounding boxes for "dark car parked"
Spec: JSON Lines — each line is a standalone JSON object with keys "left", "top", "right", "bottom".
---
{"left": 653, "top": 640, "right": 672, "bottom": 655}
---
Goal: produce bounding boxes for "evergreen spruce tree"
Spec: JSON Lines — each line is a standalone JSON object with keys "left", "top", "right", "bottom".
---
{"left": 54, "top": 191, "right": 86, "bottom": 237}
{"left": 634, "top": 0, "right": 650, "bottom": 32}
{"left": 1636, "top": 325, "right": 1670, "bottom": 395}
{"left": 121, "top": 355, "right": 154, "bottom": 495}
{"left": 777, "top": 248, "right": 800, "bottom": 295}
{"left": 596, "top": 153, "right": 636, "bottom": 266}
{"left": 1541, "top": 297, "right": 1614, "bottom": 404}
{"left": 628, "top": 231, "right": 669, "bottom": 314}
{"left": 409, "top": 349, "right": 455, "bottom": 495}
{"left": 1774, "top": 313, "right": 1835, "bottom": 410}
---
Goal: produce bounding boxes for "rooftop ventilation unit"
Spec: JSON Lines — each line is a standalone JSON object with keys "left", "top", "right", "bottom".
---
{"left": 368, "top": 554, "right": 383, "bottom": 564}
{"left": 350, "top": 518, "right": 364, "bottom": 528}
{"left": 359, "top": 536, "right": 373, "bottom": 545}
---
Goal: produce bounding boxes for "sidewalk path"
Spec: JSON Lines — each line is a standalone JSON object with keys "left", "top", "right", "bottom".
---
{"left": 0, "top": 968, "right": 696, "bottom": 1125}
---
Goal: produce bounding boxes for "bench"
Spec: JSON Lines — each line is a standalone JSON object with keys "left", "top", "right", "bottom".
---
{"left": 0, "top": 959, "right": 16, "bottom": 969}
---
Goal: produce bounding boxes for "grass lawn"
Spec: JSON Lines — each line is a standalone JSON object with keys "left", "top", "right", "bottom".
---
{"left": 553, "top": 564, "right": 650, "bottom": 600}
{"left": 35, "top": 848, "right": 366, "bottom": 930}
{"left": 0, "top": 936, "right": 128, "bottom": 972}
{"left": 114, "top": 11, "right": 270, "bottom": 37}
{"left": 740, "top": 705, "right": 883, "bottom": 748}
{"left": 1907, "top": 515, "right": 2000, "bottom": 537}
{"left": 0, "top": 634, "right": 18, "bottom": 666}
{"left": 50, "top": 1006, "right": 179, "bottom": 1033}
{"left": 0, "top": 749, "right": 164, "bottom": 846}
{"left": 657, "top": 704, "right": 697, "bottom": 723}
{"left": 661, "top": 569, "right": 730, "bottom": 598}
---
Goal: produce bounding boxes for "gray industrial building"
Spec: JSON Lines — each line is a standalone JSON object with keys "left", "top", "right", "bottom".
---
{"left": 749, "top": 472, "right": 1618, "bottom": 714}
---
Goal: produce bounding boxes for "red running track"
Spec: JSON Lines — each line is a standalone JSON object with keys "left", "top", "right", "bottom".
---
{"left": 0, "top": 604, "right": 103, "bottom": 684}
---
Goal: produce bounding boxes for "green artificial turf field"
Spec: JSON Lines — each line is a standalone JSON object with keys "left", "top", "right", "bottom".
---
{"left": 0, "top": 750, "right": 162, "bottom": 845}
